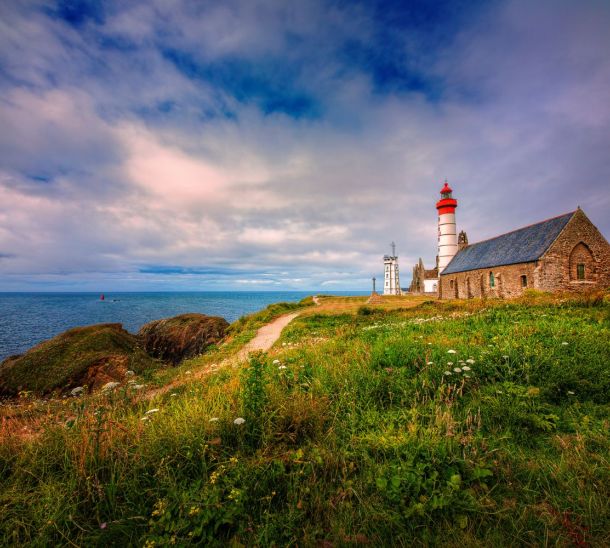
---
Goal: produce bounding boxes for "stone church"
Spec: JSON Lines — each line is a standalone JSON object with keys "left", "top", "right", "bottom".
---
{"left": 412, "top": 182, "right": 610, "bottom": 299}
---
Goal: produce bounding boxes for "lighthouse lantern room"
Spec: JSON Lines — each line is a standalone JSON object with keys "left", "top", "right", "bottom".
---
{"left": 436, "top": 181, "right": 459, "bottom": 274}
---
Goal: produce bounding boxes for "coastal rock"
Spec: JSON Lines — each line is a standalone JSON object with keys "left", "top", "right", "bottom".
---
{"left": 0, "top": 323, "right": 158, "bottom": 397}
{"left": 138, "top": 313, "right": 229, "bottom": 365}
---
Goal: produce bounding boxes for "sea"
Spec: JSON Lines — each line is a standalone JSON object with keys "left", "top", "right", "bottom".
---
{"left": 0, "top": 291, "right": 367, "bottom": 361}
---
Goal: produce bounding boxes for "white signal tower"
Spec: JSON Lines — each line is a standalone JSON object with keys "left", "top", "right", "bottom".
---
{"left": 383, "top": 241, "right": 402, "bottom": 295}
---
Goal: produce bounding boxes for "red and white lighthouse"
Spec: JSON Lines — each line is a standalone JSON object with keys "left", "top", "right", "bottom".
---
{"left": 436, "top": 181, "right": 458, "bottom": 273}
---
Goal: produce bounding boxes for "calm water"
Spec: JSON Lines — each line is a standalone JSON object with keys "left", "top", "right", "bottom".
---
{"left": 0, "top": 291, "right": 366, "bottom": 360}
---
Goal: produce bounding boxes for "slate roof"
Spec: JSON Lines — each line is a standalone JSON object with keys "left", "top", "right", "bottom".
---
{"left": 442, "top": 211, "right": 575, "bottom": 275}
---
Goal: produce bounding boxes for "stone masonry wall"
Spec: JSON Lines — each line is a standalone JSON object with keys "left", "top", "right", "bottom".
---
{"left": 439, "top": 262, "right": 538, "bottom": 299}
{"left": 538, "top": 208, "right": 610, "bottom": 292}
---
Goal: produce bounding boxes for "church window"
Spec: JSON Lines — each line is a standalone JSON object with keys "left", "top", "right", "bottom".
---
{"left": 450, "top": 280, "right": 454, "bottom": 289}
{"left": 521, "top": 275, "right": 527, "bottom": 288}
{"left": 489, "top": 272, "right": 495, "bottom": 288}
{"left": 577, "top": 263, "right": 585, "bottom": 280}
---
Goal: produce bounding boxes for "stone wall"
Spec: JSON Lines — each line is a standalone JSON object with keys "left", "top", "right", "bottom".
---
{"left": 438, "top": 208, "right": 610, "bottom": 299}
{"left": 538, "top": 208, "right": 610, "bottom": 292}
{"left": 439, "top": 261, "right": 538, "bottom": 299}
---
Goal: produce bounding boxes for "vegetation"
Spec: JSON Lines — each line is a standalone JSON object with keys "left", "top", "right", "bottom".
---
{"left": 0, "top": 324, "right": 158, "bottom": 396}
{"left": 0, "top": 294, "right": 609, "bottom": 546}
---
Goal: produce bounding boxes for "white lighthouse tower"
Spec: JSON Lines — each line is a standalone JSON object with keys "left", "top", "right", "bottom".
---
{"left": 436, "top": 181, "right": 459, "bottom": 274}
{"left": 383, "top": 242, "right": 402, "bottom": 295}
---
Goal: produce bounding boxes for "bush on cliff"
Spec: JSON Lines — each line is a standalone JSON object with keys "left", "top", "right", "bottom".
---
{"left": 0, "top": 323, "right": 157, "bottom": 397}
{"left": 138, "top": 313, "right": 229, "bottom": 365}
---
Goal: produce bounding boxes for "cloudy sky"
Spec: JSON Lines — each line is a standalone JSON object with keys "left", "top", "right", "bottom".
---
{"left": 1, "top": 0, "right": 609, "bottom": 291}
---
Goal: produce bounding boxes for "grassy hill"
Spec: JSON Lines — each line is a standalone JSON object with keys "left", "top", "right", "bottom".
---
{"left": 0, "top": 293, "right": 609, "bottom": 545}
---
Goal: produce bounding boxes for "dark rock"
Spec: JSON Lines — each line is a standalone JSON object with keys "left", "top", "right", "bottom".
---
{"left": 0, "top": 323, "right": 158, "bottom": 397}
{"left": 138, "top": 313, "right": 229, "bottom": 365}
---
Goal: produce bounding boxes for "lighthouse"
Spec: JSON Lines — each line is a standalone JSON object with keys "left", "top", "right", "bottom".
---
{"left": 436, "top": 181, "right": 458, "bottom": 274}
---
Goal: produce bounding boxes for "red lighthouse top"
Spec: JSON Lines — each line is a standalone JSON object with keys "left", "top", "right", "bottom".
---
{"left": 436, "top": 180, "right": 457, "bottom": 215}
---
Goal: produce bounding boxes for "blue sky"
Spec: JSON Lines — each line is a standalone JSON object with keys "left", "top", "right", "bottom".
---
{"left": 0, "top": 0, "right": 609, "bottom": 291}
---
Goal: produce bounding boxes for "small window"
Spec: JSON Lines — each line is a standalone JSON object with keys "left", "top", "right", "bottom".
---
{"left": 521, "top": 275, "right": 527, "bottom": 288}
{"left": 577, "top": 263, "right": 585, "bottom": 280}
{"left": 489, "top": 272, "right": 495, "bottom": 288}
{"left": 450, "top": 280, "right": 454, "bottom": 289}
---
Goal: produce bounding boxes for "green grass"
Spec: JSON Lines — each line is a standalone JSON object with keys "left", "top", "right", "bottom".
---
{"left": 0, "top": 323, "right": 158, "bottom": 396}
{"left": 1, "top": 295, "right": 609, "bottom": 546}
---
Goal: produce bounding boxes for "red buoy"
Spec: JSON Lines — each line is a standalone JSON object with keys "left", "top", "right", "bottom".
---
{"left": 100, "top": 294, "right": 105, "bottom": 301}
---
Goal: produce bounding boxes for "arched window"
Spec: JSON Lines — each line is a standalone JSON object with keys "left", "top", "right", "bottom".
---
{"left": 569, "top": 242, "right": 594, "bottom": 281}
{"left": 489, "top": 272, "right": 495, "bottom": 288}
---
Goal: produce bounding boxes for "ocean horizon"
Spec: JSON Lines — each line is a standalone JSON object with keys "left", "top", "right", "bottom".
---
{"left": 0, "top": 291, "right": 368, "bottom": 360}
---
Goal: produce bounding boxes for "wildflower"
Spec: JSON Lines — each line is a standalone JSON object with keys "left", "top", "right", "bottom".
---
{"left": 101, "top": 381, "right": 120, "bottom": 392}
{"left": 209, "top": 417, "right": 219, "bottom": 422}
{"left": 462, "top": 366, "right": 471, "bottom": 371}
{"left": 447, "top": 362, "right": 454, "bottom": 366}
{"left": 126, "top": 370, "right": 135, "bottom": 377}
{"left": 427, "top": 361, "right": 434, "bottom": 365}
{"left": 188, "top": 506, "right": 200, "bottom": 517}
{"left": 447, "top": 349, "right": 457, "bottom": 354}
{"left": 185, "top": 370, "right": 192, "bottom": 375}
{"left": 453, "top": 367, "right": 462, "bottom": 373}
{"left": 146, "top": 409, "right": 159, "bottom": 415}
{"left": 464, "top": 374, "right": 471, "bottom": 378}
{"left": 170, "top": 393, "right": 177, "bottom": 397}
{"left": 428, "top": 342, "right": 432, "bottom": 345}
{"left": 561, "top": 342, "right": 569, "bottom": 346}
{"left": 502, "top": 355, "right": 509, "bottom": 359}
{"left": 466, "top": 359, "right": 475, "bottom": 364}
{"left": 567, "top": 391, "right": 575, "bottom": 395}
{"left": 100, "top": 522, "right": 107, "bottom": 529}
{"left": 133, "top": 384, "right": 145, "bottom": 390}
{"left": 141, "top": 416, "right": 149, "bottom": 421}
{"left": 233, "top": 417, "right": 246, "bottom": 425}
{"left": 444, "top": 371, "right": 452, "bottom": 376}
{"left": 70, "top": 386, "right": 84, "bottom": 396}
{"left": 278, "top": 365, "right": 287, "bottom": 370}
{"left": 272, "top": 359, "right": 280, "bottom": 364}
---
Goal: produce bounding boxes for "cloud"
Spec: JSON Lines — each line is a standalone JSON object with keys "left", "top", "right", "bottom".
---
{"left": 0, "top": 0, "right": 609, "bottom": 290}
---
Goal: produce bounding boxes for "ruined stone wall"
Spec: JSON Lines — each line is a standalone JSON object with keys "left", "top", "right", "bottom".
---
{"left": 439, "top": 262, "right": 538, "bottom": 299}
{"left": 538, "top": 208, "right": 610, "bottom": 292}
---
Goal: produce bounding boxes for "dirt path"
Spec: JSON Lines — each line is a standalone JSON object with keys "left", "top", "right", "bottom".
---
{"left": 145, "top": 310, "right": 303, "bottom": 400}
{"left": 237, "top": 312, "right": 301, "bottom": 359}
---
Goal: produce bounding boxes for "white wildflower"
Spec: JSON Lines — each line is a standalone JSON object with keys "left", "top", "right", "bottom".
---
{"left": 278, "top": 365, "right": 287, "bottom": 370}
{"left": 466, "top": 359, "right": 475, "bottom": 364}
{"left": 272, "top": 359, "right": 281, "bottom": 365}
{"left": 453, "top": 367, "right": 462, "bottom": 373}
{"left": 141, "top": 416, "right": 149, "bottom": 421}
{"left": 233, "top": 417, "right": 246, "bottom": 425}
{"left": 567, "top": 391, "right": 575, "bottom": 395}
{"left": 146, "top": 408, "right": 159, "bottom": 415}
{"left": 70, "top": 386, "right": 84, "bottom": 396}
{"left": 170, "top": 393, "right": 178, "bottom": 397}
{"left": 444, "top": 371, "right": 452, "bottom": 376}
{"left": 502, "top": 355, "right": 509, "bottom": 359}
{"left": 561, "top": 342, "right": 569, "bottom": 346}
{"left": 126, "top": 370, "right": 135, "bottom": 377}
{"left": 447, "top": 349, "right": 457, "bottom": 354}
{"left": 132, "top": 384, "right": 145, "bottom": 390}
{"left": 427, "top": 361, "right": 434, "bottom": 365}
{"left": 447, "top": 362, "right": 454, "bottom": 366}
{"left": 464, "top": 374, "right": 471, "bottom": 378}
{"left": 101, "top": 381, "right": 120, "bottom": 392}
{"left": 209, "top": 417, "right": 219, "bottom": 422}
{"left": 462, "top": 366, "right": 471, "bottom": 371}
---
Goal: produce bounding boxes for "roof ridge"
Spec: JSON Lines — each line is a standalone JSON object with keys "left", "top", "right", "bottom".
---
{"left": 465, "top": 210, "right": 576, "bottom": 248}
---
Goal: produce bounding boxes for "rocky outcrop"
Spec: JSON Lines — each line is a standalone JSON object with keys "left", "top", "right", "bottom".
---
{"left": 138, "top": 313, "right": 229, "bottom": 365}
{"left": 0, "top": 324, "right": 158, "bottom": 397}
